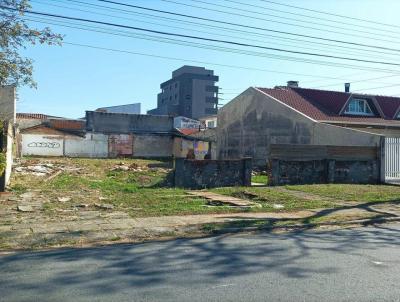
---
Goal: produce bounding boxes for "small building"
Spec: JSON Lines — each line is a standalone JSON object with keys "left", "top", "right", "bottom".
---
{"left": 148, "top": 65, "right": 219, "bottom": 119}
{"left": 96, "top": 103, "right": 141, "bottom": 115}
{"left": 199, "top": 115, "right": 218, "bottom": 129}
{"left": 173, "top": 116, "right": 201, "bottom": 129}
{"left": 217, "top": 83, "right": 400, "bottom": 166}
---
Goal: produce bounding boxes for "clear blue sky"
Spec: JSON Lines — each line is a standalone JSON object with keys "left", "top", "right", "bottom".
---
{"left": 17, "top": 0, "right": 400, "bottom": 118}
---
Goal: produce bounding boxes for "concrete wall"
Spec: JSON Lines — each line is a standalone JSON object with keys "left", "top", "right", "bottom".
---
{"left": 271, "top": 159, "right": 379, "bottom": 185}
{"left": 86, "top": 111, "right": 174, "bottom": 134}
{"left": 17, "top": 118, "right": 42, "bottom": 130}
{"left": 21, "top": 134, "right": 64, "bottom": 156}
{"left": 338, "top": 125, "right": 400, "bottom": 137}
{"left": 217, "top": 88, "right": 382, "bottom": 166}
{"left": 65, "top": 133, "right": 108, "bottom": 158}
{"left": 133, "top": 134, "right": 173, "bottom": 158}
{"left": 174, "top": 158, "right": 252, "bottom": 189}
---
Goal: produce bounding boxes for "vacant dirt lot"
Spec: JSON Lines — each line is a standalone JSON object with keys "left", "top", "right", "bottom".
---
{"left": 1, "top": 157, "right": 400, "bottom": 251}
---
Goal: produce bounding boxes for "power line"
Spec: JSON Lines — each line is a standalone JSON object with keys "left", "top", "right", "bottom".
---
{"left": 31, "top": 0, "right": 400, "bottom": 62}
{"left": 164, "top": 0, "right": 400, "bottom": 42}
{"left": 53, "top": 40, "right": 390, "bottom": 81}
{"left": 55, "top": 0, "right": 400, "bottom": 59}
{"left": 223, "top": 0, "right": 400, "bottom": 36}
{"left": 353, "top": 83, "right": 400, "bottom": 92}
{"left": 28, "top": 15, "right": 400, "bottom": 75}
{"left": 259, "top": 0, "right": 400, "bottom": 30}
{"left": 96, "top": 0, "right": 400, "bottom": 54}
{"left": 311, "top": 74, "right": 400, "bottom": 89}
{"left": 11, "top": 6, "right": 400, "bottom": 67}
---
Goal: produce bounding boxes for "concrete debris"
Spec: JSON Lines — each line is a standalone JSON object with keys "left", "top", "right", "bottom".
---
{"left": 112, "top": 162, "right": 147, "bottom": 172}
{"left": 98, "top": 197, "right": 108, "bottom": 201}
{"left": 17, "top": 205, "right": 34, "bottom": 212}
{"left": 94, "top": 203, "right": 114, "bottom": 210}
{"left": 57, "top": 197, "right": 72, "bottom": 202}
{"left": 187, "top": 191, "right": 261, "bottom": 208}
{"left": 14, "top": 164, "right": 53, "bottom": 176}
{"left": 7, "top": 196, "right": 19, "bottom": 202}
{"left": 76, "top": 204, "right": 89, "bottom": 208}
{"left": 273, "top": 204, "right": 285, "bottom": 209}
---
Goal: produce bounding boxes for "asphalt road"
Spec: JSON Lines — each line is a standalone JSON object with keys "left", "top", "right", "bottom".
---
{"left": 1, "top": 224, "right": 400, "bottom": 302}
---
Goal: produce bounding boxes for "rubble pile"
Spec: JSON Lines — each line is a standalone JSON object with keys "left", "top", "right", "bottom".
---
{"left": 13, "top": 161, "right": 82, "bottom": 177}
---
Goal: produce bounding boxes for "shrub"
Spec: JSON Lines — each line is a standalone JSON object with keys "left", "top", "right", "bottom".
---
{"left": 0, "top": 152, "right": 5, "bottom": 176}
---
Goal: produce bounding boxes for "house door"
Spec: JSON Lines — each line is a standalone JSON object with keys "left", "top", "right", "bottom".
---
{"left": 385, "top": 137, "right": 400, "bottom": 182}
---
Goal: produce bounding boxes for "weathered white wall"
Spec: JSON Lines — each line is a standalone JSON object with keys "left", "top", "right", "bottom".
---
{"left": 65, "top": 133, "right": 108, "bottom": 158}
{"left": 4, "top": 123, "right": 13, "bottom": 186}
{"left": 21, "top": 134, "right": 64, "bottom": 156}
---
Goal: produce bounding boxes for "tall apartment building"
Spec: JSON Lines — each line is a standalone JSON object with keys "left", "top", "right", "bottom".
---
{"left": 147, "top": 66, "right": 219, "bottom": 119}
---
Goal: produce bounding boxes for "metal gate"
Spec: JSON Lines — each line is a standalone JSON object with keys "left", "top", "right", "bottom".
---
{"left": 385, "top": 137, "right": 400, "bottom": 181}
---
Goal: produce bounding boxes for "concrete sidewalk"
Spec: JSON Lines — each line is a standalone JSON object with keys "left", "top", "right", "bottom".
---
{"left": 2, "top": 189, "right": 400, "bottom": 251}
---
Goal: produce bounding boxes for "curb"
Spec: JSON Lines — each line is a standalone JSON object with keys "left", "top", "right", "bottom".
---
{"left": 206, "top": 216, "right": 400, "bottom": 235}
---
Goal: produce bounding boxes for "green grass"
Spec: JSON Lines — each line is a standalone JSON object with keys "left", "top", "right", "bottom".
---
{"left": 11, "top": 157, "right": 400, "bottom": 220}
{"left": 10, "top": 157, "right": 245, "bottom": 217}
{"left": 285, "top": 184, "right": 400, "bottom": 203}
{"left": 252, "top": 175, "right": 268, "bottom": 184}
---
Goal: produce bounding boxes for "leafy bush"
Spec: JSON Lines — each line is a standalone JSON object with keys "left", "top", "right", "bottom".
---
{"left": 0, "top": 152, "right": 5, "bottom": 176}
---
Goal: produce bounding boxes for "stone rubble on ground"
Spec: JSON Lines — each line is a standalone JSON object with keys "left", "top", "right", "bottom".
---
{"left": 57, "top": 197, "right": 72, "bottom": 202}
{"left": 17, "top": 205, "right": 34, "bottom": 212}
{"left": 94, "top": 203, "right": 114, "bottom": 210}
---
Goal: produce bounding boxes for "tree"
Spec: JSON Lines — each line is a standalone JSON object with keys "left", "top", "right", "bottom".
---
{"left": 0, "top": 0, "right": 63, "bottom": 88}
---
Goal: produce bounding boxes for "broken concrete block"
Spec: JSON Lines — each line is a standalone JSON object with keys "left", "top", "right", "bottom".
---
{"left": 17, "top": 205, "right": 34, "bottom": 212}
{"left": 76, "top": 204, "right": 89, "bottom": 208}
{"left": 273, "top": 204, "right": 285, "bottom": 209}
{"left": 57, "top": 197, "right": 72, "bottom": 202}
{"left": 94, "top": 203, "right": 114, "bottom": 210}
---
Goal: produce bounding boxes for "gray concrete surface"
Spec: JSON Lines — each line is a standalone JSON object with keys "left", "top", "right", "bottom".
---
{"left": 217, "top": 87, "right": 381, "bottom": 166}
{"left": 2, "top": 224, "right": 400, "bottom": 301}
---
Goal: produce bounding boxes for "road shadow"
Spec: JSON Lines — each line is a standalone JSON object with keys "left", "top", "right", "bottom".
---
{"left": 1, "top": 222, "right": 400, "bottom": 299}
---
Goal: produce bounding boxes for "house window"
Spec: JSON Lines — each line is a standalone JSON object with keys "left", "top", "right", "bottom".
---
{"left": 207, "top": 121, "right": 215, "bottom": 128}
{"left": 344, "top": 98, "right": 373, "bottom": 116}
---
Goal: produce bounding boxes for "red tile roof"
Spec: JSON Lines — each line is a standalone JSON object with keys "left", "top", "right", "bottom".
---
{"left": 17, "top": 113, "right": 48, "bottom": 120}
{"left": 48, "top": 119, "right": 85, "bottom": 130}
{"left": 176, "top": 128, "right": 200, "bottom": 136}
{"left": 256, "top": 87, "right": 400, "bottom": 126}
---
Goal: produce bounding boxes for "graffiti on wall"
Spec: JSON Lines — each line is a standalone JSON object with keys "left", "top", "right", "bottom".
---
{"left": 182, "top": 140, "right": 209, "bottom": 159}
{"left": 27, "top": 142, "right": 61, "bottom": 149}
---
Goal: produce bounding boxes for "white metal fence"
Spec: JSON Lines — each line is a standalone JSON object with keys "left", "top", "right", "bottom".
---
{"left": 385, "top": 137, "right": 400, "bottom": 181}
